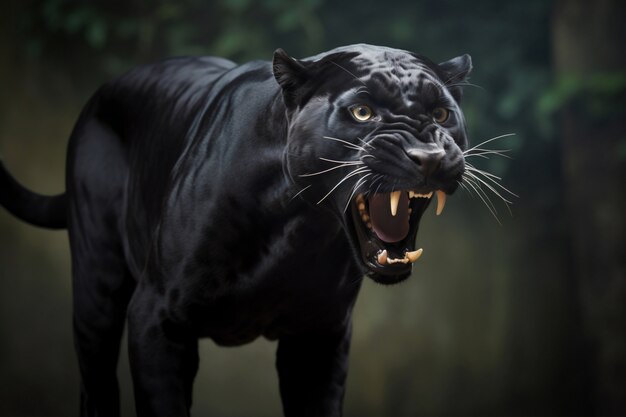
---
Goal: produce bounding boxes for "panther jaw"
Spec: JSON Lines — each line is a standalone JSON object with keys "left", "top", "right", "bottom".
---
{"left": 349, "top": 189, "right": 447, "bottom": 283}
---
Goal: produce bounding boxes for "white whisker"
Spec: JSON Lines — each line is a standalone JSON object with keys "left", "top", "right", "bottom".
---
{"left": 465, "top": 171, "right": 513, "bottom": 204}
{"left": 463, "top": 174, "right": 501, "bottom": 224}
{"left": 356, "top": 136, "right": 375, "bottom": 150}
{"left": 344, "top": 174, "right": 371, "bottom": 213}
{"left": 464, "top": 149, "right": 513, "bottom": 160}
{"left": 289, "top": 184, "right": 312, "bottom": 202}
{"left": 317, "top": 167, "right": 370, "bottom": 205}
{"left": 465, "top": 162, "right": 503, "bottom": 180}
{"left": 373, "top": 184, "right": 382, "bottom": 195}
{"left": 319, "top": 157, "right": 364, "bottom": 165}
{"left": 299, "top": 163, "right": 360, "bottom": 177}
{"left": 329, "top": 61, "right": 367, "bottom": 86}
{"left": 322, "top": 136, "right": 366, "bottom": 152}
{"left": 465, "top": 147, "right": 512, "bottom": 155}
{"left": 464, "top": 133, "right": 516, "bottom": 154}
{"left": 446, "top": 81, "right": 485, "bottom": 91}
{"left": 465, "top": 165, "right": 518, "bottom": 198}
{"left": 464, "top": 174, "right": 498, "bottom": 212}
{"left": 459, "top": 182, "right": 472, "bottom": 195}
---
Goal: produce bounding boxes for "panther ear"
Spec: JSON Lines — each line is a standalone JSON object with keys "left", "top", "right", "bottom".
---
{"left": 273, "top": 48, "right": 310, "bottom": 108}
{"left": 438, "top": 54, "right": 472, "bottom": 103}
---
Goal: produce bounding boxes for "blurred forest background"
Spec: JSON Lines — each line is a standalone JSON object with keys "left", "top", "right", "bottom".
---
{"left": 0, "top": 0, "right": 624, "bottom": 416}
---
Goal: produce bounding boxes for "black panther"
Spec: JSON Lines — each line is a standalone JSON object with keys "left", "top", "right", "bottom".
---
{"left": 0, "top": 44, "right": 471, "bottom": 416}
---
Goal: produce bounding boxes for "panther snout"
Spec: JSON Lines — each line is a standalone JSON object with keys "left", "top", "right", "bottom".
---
{"left": 406, "top": 148, "right": 445, "bottom": 177}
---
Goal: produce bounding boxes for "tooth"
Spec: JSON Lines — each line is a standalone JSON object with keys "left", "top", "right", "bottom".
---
{"left": 361, "top": 214, "right": 369, "bottom": 222}
{"left": 377, "top": 250, "right": 388, "bottom": 265}
{"left": 390, "top": 191, "right": 401, "bottom": 216}
{"left": 406, "top": 248, "right": 423, "bottom": 263}
{"left": 358, "top": 202, "right": 365, "bottom": 211}
{"left": 436, "top": 190, "right": 446, "bottom": 215}
{"left": 409, "top": 191, "right": 434, "bottom": 199}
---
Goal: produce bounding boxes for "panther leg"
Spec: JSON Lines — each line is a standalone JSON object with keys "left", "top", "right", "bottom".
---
{"left": 67, "top": 118, "right": 135, "bottom": 417}
{"left": 276, "top": 323, "right": 352, "bottom": 417}
{"left": 71, "top": 250, "right": 134, "bottom": 417}
{"left": 127, "top": 285, "right": 199, "bottom": 416}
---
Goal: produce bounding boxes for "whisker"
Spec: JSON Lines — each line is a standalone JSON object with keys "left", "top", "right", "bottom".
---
{"left": 463, "top": 174, "right": 501, "bottom": 224}
{"left": 458, "top": 180, "right": 481, "bottom": 206}
{"left": 465, "top": 147, "right": 512, "bottom": 155}
{"left": 446, "top": 81, "right": 485, "bottom": 91}
{"left": 322, "top": 136, "right": 367, "bottom": 152}
{"left": 356, "top": 136, "right": 376, "bottom": 150}
{"left": 319, "top": 157, "right": 364, "bottom": 165}
{"left": 465, "top": 171, "right": 513, "bottom": 204}
{"left": 343, "top": 174, "right": 371, "bottom": 213}
{"left": 464, "top": 153, "right": 489, "bottom": 160}
{"left": 465, "top": 171, "right": 514, "bottom": 212}
{"left": 456, "top": 180, "right": 469, "bottom": 193}
{"left": 299, "top": 163, "right": 361, "bottom": 177}
{"left": 317, "top": 167, "right": 370, "bottom": 205}
{"left": 460, "top": 133, "right": 517, "bottom": 222}
{"left": 458, "top": 180, "right": 471, "bottom": 195}
{"left": 464, "top": 133, "right": 516, "bottom": 154}
{"left": 465, "top": 174, "right": 514, "bottom": 218}
{"left": 329, "top": 61, "right": 367, "bottom": 87}
{"left": 465, "top": 162, "right": 502, "bottom": 180}
{"left": 464, "top": 174, "right": 498, "bottom": 213}
{"left": 464, "top": 149, "right": 513, "bottom": 160}
{"left": 465, "top": 165, "right": 518, "bottom": 198}
{"left": 289, "top": 184, "right": 312, "bottom": 202}
{"left": 373, "top": 178, "right": 383, "bottom": 195}
{"left": 362, "top": 174, "right": 382, "bottom": 199}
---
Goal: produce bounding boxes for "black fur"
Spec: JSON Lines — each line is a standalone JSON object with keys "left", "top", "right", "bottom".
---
{"left": 0, "top": 44, "right": 471, "bottom": 416}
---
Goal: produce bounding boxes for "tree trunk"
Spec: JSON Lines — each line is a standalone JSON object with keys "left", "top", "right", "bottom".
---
{"left": 553, "top": 0, "right": 626, "bottom": 414}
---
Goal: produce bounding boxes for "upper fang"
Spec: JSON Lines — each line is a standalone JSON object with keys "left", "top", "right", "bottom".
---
{"left": 436, "top": 190, "right": 446, "bottom": 215}
{"left": 390, "top": 191, "right": 401, "bottom": 216}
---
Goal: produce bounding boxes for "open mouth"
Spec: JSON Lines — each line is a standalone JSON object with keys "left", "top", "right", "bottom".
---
{"left": 349, "top": 189, "right": 446, "bottom": 283}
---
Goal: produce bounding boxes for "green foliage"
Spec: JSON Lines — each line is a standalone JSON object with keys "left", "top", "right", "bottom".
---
{"left": 538, "top": 71, "right": 626, "bottom": 117}
{"left": 20, "top": 0, "right": 327, "bottom": 76}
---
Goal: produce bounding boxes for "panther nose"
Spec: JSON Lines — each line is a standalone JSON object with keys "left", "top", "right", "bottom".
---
{"left": 406, "top": 148, "right": 445, "bottom": 177}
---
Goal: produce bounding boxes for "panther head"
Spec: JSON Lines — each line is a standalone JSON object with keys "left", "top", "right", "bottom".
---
{"left": 273, "top": 44, "right": 471, "bottom": 285}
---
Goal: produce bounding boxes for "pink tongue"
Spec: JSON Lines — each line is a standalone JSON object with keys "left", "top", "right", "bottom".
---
{"left": 368, "top": 192, "right": 410, "bottom": 243}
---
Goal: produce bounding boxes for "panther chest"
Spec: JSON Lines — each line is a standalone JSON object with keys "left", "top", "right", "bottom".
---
{"left": 162, "top": 210, "right": 362, "bottom": 343}
{"left": 187, "top": 253, "right": 362, "bottom": 345}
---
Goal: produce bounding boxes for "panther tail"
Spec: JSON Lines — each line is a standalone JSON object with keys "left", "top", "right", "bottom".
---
{"left": 0, "top": 160, "right": 67, "bottom": 229}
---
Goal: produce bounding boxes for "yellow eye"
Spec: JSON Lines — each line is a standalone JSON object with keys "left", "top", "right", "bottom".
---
{"left": 350, "top": 105, "right": 373, "bottom": 122}
{"left": 432, "top": 107, "right": 449, "bottom": 123}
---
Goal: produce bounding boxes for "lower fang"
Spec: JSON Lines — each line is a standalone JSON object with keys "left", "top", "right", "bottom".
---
{"left": 406, "top": 248, "right": 423, "bottom": 263}
{"left": 377, "top": 250, "right": 388, "bottom": 265}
